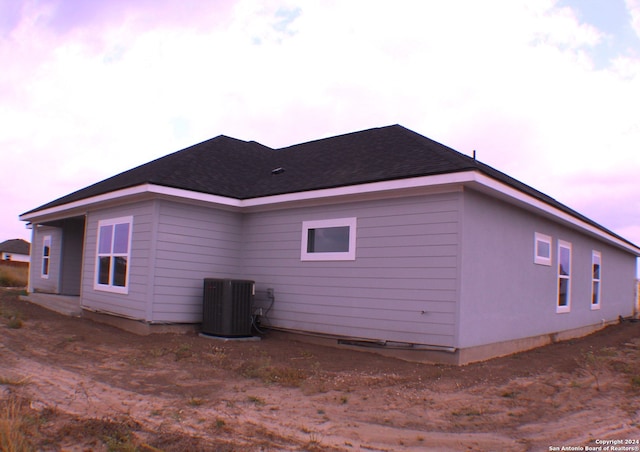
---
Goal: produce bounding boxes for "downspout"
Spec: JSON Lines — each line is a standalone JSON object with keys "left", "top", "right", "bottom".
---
{"left": 453, "top": 185, "right": 465, "bottom": 351}
{"left": 145, "top": 201, "right": 161, "bottom": 322}
{"left": 78, "top": 214, "right": 88, "bottom": 306}
{"left": 635, "top": 278, "right": 640, "bottom": 319}
{"left": 57, "top": 223, "right": 64, "bottom": 294}
{"left": 26, "top": 223, "right": 34, "bottom": 293}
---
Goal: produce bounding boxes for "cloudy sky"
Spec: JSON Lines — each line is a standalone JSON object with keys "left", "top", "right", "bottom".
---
{"left": 2, "top": 0, "right": 639, "bottom": 257}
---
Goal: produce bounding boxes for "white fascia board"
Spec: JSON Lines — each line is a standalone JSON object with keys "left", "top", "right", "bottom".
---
{"left": 20, "top": 174, "right": 471, "bottom": 222}
{"left": 20, "top": 186, "right": 143, "bottom": 222}
{"left": 21, "top": 172, "right": 640, "bottom": 256}
{"left": 242, "top": 172, "right": 473, "bottom": 208}
{"left": 469, "top": 173, "right": 640, "bottom": 256}
{"left": 147, "top": 185, "right": 243, "bottom": 207}
{"left": 19, "top": 184, "right": 243, "bottom": 223}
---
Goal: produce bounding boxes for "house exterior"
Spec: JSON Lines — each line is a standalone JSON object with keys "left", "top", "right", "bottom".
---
{"left": 19, "top": 125, "right": 640, "bottom": 364}
{"left": 0, "top": 239, "right": 30, "bottom": 263}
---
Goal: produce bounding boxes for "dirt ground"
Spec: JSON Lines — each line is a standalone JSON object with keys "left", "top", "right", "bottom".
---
{"left": 1, "top": 288, "right": 639, "bottom": 451}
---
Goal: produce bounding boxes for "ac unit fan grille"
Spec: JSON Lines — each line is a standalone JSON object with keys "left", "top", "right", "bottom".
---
{"left": 202, "top": 278, "right": 254, "bottom": 337}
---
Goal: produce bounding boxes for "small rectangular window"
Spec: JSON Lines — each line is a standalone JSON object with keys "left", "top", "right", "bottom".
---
{"left": 534, "top": 232, "right": 552, "bottom": 266}
{"left": 557, "top": 240, "right": 572, "bottom": 313}
{"left": 41, "top": 235, "right": 51, "bottom": 279}
{"left": 95, "top": 216, "right": 132, "bottom": 294}
{"left": 307, "top": 226, "right": 350, "bottom": 253}
{"left": 591, "top": 251, "right": 601, "bottom": 310}
{"left": 301, "top": 218, "right": 356, "bottom": 261}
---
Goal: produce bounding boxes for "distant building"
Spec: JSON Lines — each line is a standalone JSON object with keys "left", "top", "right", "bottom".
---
{"left": 0, "top": 239, "right": 30, "bottom": 263}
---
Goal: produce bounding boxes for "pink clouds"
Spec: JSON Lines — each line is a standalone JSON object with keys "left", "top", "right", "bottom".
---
{"left": 10, "top": 0, "right": 234, "bottom": 36}
{"left": 0, "top": 0, "right": 638, "bottom": 258}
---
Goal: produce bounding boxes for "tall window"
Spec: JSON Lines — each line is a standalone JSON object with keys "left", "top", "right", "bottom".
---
{"left": 591, "top": 251, "right": 602, "bottom": 310}
{"left": 301, "top": 217, "right": 357, "bottom": 261}
{"left": 95, "top": 217, "right": 133, "bottom": 294}
{"left": 557, "top": 240, "right": 572, "bottom": 313}
{"left": 41, "top": 235, "right": 51, "bottom": 278}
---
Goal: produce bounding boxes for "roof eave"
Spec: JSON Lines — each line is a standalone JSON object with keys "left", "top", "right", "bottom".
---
{"left": 466, "top": 172, "right": 640, "bottom": 257}
{"left": 20, "top": 172, "right": 640, "bottom": 257}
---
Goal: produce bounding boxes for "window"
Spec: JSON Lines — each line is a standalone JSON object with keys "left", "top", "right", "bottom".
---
{"left": 41, "top": 235, "right": 51, "bottom": 278}
{"left": 301, "top": 217, "right": 357, "bottom": 261}
{"left": 591, "top": 251, "right": 602, "bottom": 310}
{"left": 95, "top": 217, "right": 133, "bottom": 294}
{"left": 534, "top": 232, "right": 552, "bottom": 266}
{"left": 557, "top": 240, "right": 572, "bottom": 313}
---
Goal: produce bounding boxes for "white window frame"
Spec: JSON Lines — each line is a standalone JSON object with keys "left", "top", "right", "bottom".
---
{"left": 301, "top": 217, "right": 357, "bottom": 261}
{"left": 534, "top": 232, "right": 552, "bottom": 266}
{"left": 94, "top": 216, "right": 133, "bottom": 294}
{"left": 41, "top": 235, "right": 51, "bottom": 279}
{"left": 591, "top": 250, "right": 602, "bottom": 310}
{"left": 557, "top": 240, "right": 572, "bottom": 313}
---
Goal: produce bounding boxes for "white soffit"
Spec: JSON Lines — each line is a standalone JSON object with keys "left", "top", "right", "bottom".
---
{"left": 20, "top": 173, "right": 471, "bottom": 221}
{"left": 468, "top": 173, "right": 640, "bottom": 256}
{"left": 20, "top": 171, "right": 640, "bottom": 256}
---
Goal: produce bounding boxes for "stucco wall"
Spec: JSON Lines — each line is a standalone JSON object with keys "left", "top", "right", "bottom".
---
{"left": 458, "top": 188, "right": 637, "bottom": 349}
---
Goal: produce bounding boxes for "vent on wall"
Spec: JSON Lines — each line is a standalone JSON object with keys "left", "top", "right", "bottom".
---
{"left": 202, "top": 278, "right": 255, "bottom": 337}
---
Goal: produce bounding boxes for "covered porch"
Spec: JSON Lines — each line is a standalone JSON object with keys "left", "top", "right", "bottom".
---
{"left": 27, "top": 216, "right": 85, "bottom": 298}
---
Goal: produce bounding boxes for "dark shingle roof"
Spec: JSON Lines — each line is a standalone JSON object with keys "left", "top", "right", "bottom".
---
{"left": 0, "top": 239, "right": 30, "bottom": 255}
{"left": 257, "top": 124, "right": 478, "bottom": 195}
{"left": 18, "top": 125, "right": 638, "bottom": 251}
{"left": 22, "top": 125, "right": 480, "bottom": 214}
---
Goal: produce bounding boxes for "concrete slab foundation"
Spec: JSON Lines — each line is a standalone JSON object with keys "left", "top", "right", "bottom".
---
{"left": 199, "top": 333, "right": 261, "bottom": 342}
{"left": 82, "top": 310, "right": 198, "bottom": 335}
{"left": 262, "top": 320, "right": 619, "bottom": 365}
{"left": 20, "top": 293, "right": 82, "bottom": 317}
{"left": 17, "top": 292, "right": 620, "bottom": 364}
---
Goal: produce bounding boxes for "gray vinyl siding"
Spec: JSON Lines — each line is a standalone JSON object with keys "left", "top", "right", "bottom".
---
{"left": 243, "top": 191, "right": 461, "bottom": 347}
{"left": 150, "top": 201, "right": 243, "bottom": 323}
{"left": 458, "top": 189, "right": 637, "bottom": 348}
{"left": 29, "top": 226, "right": 62, "bottom": 294}
{"left": 59, "top": 218, "right": 84, "bottom": 295}
{"left": 69, "top": 183, "right": 635, "bottom": 349}
{"left": 80, "top": 200, "right": 243, "bottom": 322}
{"left": 81, "top": 201, "right": 155, "bottom": 319}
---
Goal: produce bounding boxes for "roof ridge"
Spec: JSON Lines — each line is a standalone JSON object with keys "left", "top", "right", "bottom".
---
{"left": 276, "top": 125, "right": 401, "bottom": 151}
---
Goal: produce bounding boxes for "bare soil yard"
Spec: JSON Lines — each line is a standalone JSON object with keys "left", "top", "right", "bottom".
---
{"left": 1, "top": 288, "right": 639, "bottom": 451}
